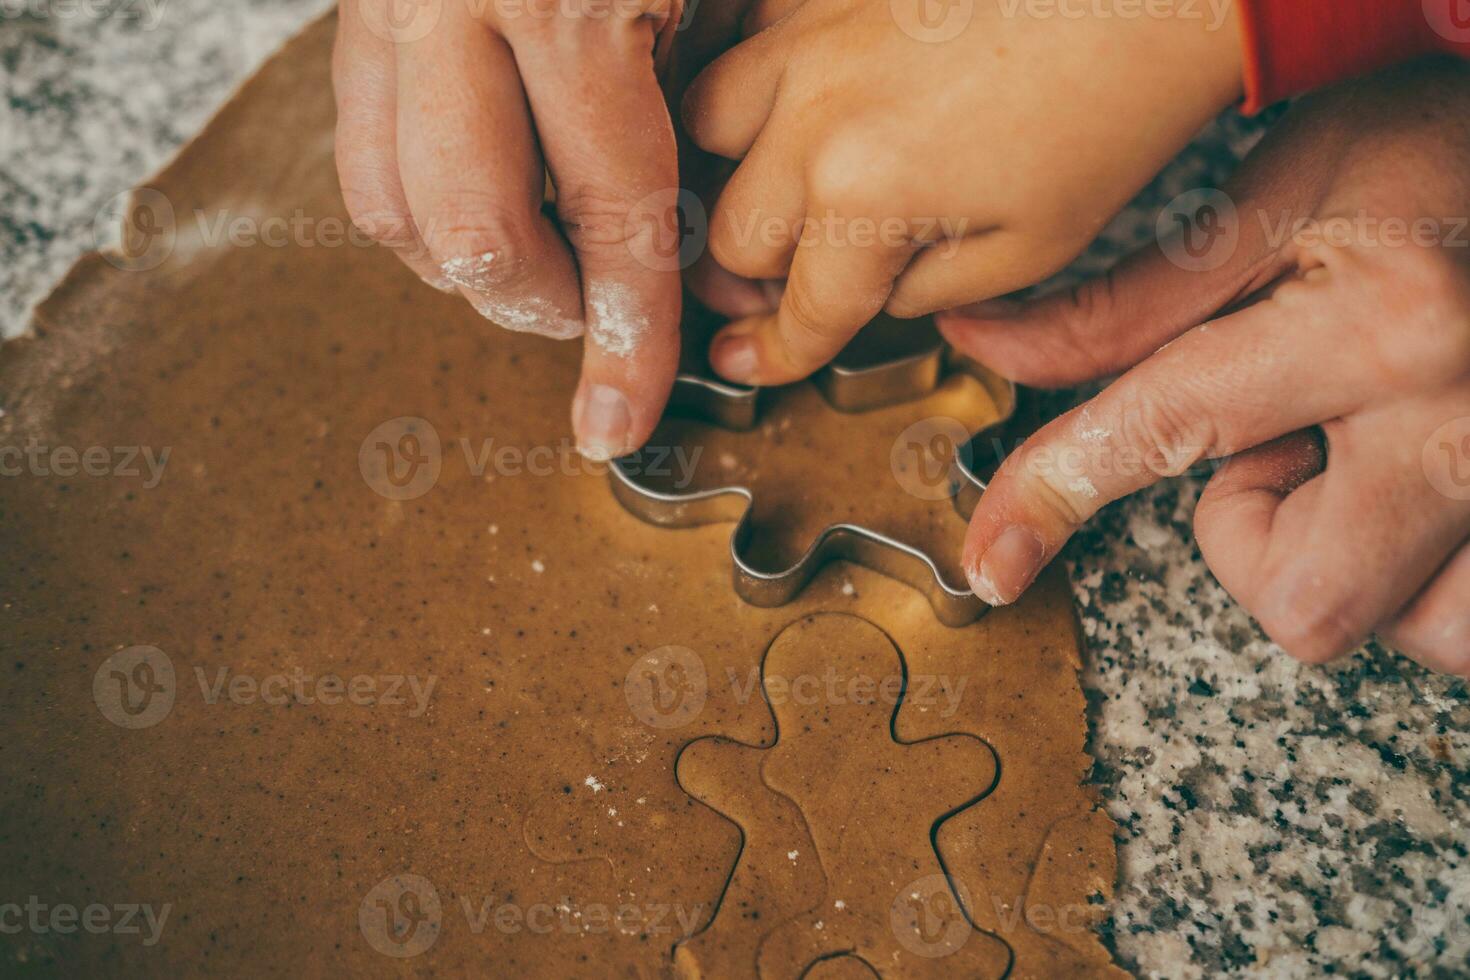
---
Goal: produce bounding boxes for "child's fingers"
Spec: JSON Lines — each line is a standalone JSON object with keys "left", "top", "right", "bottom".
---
{"left": 704, "top": 121, "right": 809, "bottom": 282}
{"left": 394, "top": 8, "right": 584, "bottom": 339}
{"left": 686, "top": 251, "right": 778, "bottom": 319}
{"left": 707, "top": 232, "right": 914, "bottom": 386}
{"left": 331, "top": 1, "right": 442, "bottom": 286}
{"left": 681, "top": 24, "right": 786, "bottom": 161}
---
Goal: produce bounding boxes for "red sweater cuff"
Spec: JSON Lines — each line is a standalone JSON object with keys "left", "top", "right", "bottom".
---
{"left": 1238, "top": 0, "right": 1470, "bottom": 114}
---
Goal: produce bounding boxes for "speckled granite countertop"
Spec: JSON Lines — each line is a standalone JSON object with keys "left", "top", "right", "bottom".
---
{"left": 1, "top": 3, "right": 1466, "bottom": 976}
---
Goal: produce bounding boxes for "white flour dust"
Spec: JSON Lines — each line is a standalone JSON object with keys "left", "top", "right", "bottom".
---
{"left": 586, "top": 281, "right": 648, "bottom": 358}
{"left": 439, "top": 251, "right": 582, "bottom": 340}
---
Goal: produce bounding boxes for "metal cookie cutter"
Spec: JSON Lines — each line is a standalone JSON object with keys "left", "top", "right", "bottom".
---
{"left": 608, "top": 340, "right": 1029, "bottom": 626}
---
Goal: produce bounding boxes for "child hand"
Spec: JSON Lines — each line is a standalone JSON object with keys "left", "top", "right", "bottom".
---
{"left": 942, "top": 61, "right": 1470, "bottom": 675}
{"left": 332, "top": 0, "right": 685, "bottom": 459}
{"left": 679, "top": 0, "right": 1243, "bottom": 385}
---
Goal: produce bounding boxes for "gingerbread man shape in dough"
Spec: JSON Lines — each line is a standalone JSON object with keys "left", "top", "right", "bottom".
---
{"left": 675, "top": 613, "right": 1012, "bottom": 978}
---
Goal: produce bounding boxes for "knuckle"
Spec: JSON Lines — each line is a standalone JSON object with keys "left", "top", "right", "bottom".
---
{"left": 681, "top": 85, "right": 732, "bottom": 157}
{"left": 1027, "top": 465, "right": 1092, "bottom": 528}
{"left": 709, "top": 208, "right": 790, "bottom": 280}
{"left": 1117, "top": 388, "right": 1213, "bottom": 478}
{"left": 556, "top": 184, "right": 643, "bottom": 255}
{"left": 1049, "top": 279, "right": 1121, "bottom": 377}
{"left": 418, "top": 192, "right": 534, "bottom": 274}
{"left": 775, "top": 279, "right": 834, "bottom": 364}
{"left": 1253, "top": 576, "right": 1363, "bottom": 666}
{"left": 1008, "top": 420, "right": 1094, "bottom": 528}
{"left": 807, "top": 127, "right": 900, "bottom": 214}
{"left": 1329, "top": 242, "right": 1470, "bottom": 385}
{"left": 1269, "top": 617, "right": 1358, "bottom": 666}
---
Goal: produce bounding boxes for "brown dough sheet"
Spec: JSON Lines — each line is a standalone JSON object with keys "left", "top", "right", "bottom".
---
{"left": 0, "top": 14, "right": 1122, "bottom": 979}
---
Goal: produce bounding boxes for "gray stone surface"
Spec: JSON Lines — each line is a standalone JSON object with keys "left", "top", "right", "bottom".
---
{"left": 2, "top": 2, "right": 1466, "bottom": 976}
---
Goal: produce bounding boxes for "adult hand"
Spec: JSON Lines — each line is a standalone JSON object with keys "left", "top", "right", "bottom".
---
{"left": 332, "top": 0, "right": 685, "bottom": 459}
{"left": 942, "top": 60, "right": 1470, "bottom": 675}
{"left": 680, "top": 0, "right": 1244, "bottom": 385}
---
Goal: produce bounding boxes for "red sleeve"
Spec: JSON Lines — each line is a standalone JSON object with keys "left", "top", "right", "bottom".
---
{"left": 1238, "top": 0, "right": 1470, "bottom": 114}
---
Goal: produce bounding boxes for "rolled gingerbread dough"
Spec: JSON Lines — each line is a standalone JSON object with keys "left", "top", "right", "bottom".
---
{"left": 0, "top": 13, "right": 1122, "bottom": 978}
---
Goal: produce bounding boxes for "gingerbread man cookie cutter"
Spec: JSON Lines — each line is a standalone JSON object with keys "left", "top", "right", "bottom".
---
{"left": 608, "top": 340, "right": 1029, "bottom": 626}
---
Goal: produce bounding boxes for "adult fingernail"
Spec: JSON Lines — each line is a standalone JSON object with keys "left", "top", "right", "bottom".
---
{"left": 712, "top": 333, "right": 759, "bottom": 382}
{"left": 968, "top": 525, "right": 1046, "bottom": 606}
{"left": 576, "top": 384, "right": 632, "bottom": 461}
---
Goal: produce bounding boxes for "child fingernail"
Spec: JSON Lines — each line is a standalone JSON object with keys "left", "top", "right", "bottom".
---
{"left": 968, "top": 525, "right": 1046, "bottom": 606}
{"left": 712, "top": 334, "right": 759, "bottom": 382}
{"left": 576, "top": 384, "right": 632, "bottom": 461}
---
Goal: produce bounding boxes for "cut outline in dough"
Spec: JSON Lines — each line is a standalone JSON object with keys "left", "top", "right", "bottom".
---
{"left": 673, "top": 612, "right": 1012, "bottom": 978}
{"left": 609, "top": 335, "right": 1032, "bottom": 627}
